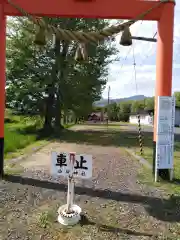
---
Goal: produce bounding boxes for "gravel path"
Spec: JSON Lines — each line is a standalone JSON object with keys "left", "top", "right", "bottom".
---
{"left": 0, "top": 125, "right": 178, "bottom": 240}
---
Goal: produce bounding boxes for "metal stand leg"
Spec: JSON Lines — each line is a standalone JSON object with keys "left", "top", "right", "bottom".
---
{"left": 155, "top": 168, "right": 158, "bottom": 182}
{"left": 170, "top": 169, "right": 173, "bottom": 181}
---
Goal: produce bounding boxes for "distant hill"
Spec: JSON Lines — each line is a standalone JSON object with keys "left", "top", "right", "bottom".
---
{"left": 94, "top": 95, "right": 147, "bottom": 107}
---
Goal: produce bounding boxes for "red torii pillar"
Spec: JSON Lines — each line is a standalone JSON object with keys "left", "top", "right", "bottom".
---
{"left": 0, "top": 3, "right": 6, "bottom": 178}
{"left": 153, "top": 2, "right": 175, "bottom": 178}
{"left": 0, "top": 0, "right": 175, "bottom": 178}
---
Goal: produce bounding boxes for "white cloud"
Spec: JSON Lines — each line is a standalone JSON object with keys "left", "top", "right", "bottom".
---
{"left": 103, "top": 1, "right": 180, "bottom": 99}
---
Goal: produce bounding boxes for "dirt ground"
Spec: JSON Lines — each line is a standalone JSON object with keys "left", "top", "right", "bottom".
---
{"left": 0, "top": 125, "right": 180, "bottom": 240}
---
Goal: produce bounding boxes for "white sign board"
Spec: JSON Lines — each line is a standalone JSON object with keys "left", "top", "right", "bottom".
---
{"left": 155, "top": 96, "right": 175, "bottom": 170}
{"left": 51, "top": 152, "right": 92, "bottom": 179}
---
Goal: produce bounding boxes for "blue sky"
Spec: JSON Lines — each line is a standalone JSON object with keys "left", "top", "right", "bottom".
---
{"left": 102, "top": 2, "right": 180, "bottom": 99}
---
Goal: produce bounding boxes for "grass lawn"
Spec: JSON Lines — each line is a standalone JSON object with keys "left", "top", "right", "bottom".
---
{"left": 126, "top": 129, "right": 180, "bottom": 192}
{"left": 4, "top": 110, "right": 74, "bottom": 160}
{"left": 4, "top": 111, "right": 47, "bottom": 159}
{"left": 84, "top": 121, "right": 152, "bottom": 128}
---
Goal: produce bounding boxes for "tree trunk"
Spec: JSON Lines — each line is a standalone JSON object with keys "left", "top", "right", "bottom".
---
{"left": 54, "top": 39, "right": 69, "bottom": 131}
{"left": 43, "top": 86, "right": 54, "bottom": 134}
{"left": 63, "top": 111, "right": 67, "bottom": 125}
{"left": 42, "top": 56, "right": 59, "bottom": 134}
{"left": 54, "top": 92, "right": 63, "bottom": 131}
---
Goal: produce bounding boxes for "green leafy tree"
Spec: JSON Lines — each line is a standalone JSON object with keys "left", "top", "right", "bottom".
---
{"left": 144, "top": 97, "right": 154, "bottom": 111}
{"left": 119, "top": 102, "right": 131, "bottom": 122}
{"left": 108, "top": 103, "right": 119, "bottom": 121}
{"left": 131, "top": 100, "right": 145, "bottom": 113}
{"left": 6, "top": 17, "right": 117, "bottom": 132}
{"left": 174, "top": 92, "right": 180, "bottom": 107}
{"left": 92, "top": 106, "right": 104, "bottom": 113}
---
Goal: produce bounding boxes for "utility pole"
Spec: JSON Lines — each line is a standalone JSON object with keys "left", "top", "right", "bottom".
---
{"left": 107, "top": 86, "right": 110, "bottom": 130}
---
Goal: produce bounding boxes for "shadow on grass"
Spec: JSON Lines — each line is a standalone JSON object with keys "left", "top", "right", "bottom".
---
{"left": 50, "top": 128, "right": 154, "bottom": 148}
{"left": 4, "top": 174, "right": 180, "bottom": 223}
{"left": 15, "top": 124, "right": 43, "bottom": 135}
{"left": 58, "top": 128, "right": 180, "bottom": 147}
{"left": 16, "top": 125, "right": 144, "bottom": 147}
{"left": 171, "top": 178, "right": 180, "bottom": 185}
{"left": 15, "top": 124, "right": 180, "bottom": 148}
{"left": 15, "top": 124, "right": 65, "bottom": 139}
{"left": 4, "top": 118, "right": 19, "bottom": 124}
{"left": 80, "top": 214, "right": 154, "bottom": 237}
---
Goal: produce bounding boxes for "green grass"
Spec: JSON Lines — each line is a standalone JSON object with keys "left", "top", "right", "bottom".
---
{"left": 130, "top": 133, "right": 180, "bottom": 180}
{"left": 4, "top": 109, "right": 75, "bottom": 160}
{"left": 4, "top": 124, "right": 37, "bottom": 154}
{"left": 124, "top": 129, "right": 180, "bottom": 193}
{"left": 4, "top": 112, "right": 42, "bottom": 158}
{"left": 84, "top": 121, "right": 152, "bottom": 127}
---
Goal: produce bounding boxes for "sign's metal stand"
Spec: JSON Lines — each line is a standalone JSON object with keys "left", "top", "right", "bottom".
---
{"left": 67, "top": 176, "right": 75, "bottom": 212}
{"left": 57, "top": 152, "right": 82, "bottom": 226}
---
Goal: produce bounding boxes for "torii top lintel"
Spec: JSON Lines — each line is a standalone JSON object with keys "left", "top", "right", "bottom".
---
{"left": 1, "top": 0, "right": 165, "bottom": 20}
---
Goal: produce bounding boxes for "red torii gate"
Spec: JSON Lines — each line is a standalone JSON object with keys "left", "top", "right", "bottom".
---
{"left": 0, "top": 0, "right": 175, "bottom": 178}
